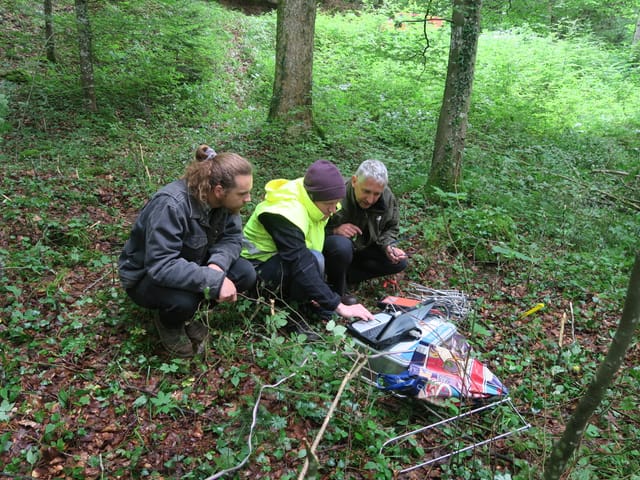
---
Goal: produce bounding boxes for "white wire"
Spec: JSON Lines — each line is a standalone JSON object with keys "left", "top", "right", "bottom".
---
{"left": 407, "top": 282, "right": 470, "bottom": 320}
{"left": 205, "top": 356, "right": 310, "bottom": 480}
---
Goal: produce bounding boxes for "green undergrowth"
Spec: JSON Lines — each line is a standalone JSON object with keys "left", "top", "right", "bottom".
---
{"left": 1, "top": 0, "right": 638, "bottom": 478}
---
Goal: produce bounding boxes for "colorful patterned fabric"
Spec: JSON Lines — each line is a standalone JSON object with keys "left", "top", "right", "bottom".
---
{"left": 408, "top": 342, "right": 508, "bottom": 405}
{"left": 375, "top": 316, "right": 508, "bottom": 406}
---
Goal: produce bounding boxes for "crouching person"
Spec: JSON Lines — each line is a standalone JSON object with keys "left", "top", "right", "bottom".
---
{"left": 119, "top": 145, "right": 256, "bottom": 357}
{"left": 241, "top": 159, "right": 374, "bottom": 339}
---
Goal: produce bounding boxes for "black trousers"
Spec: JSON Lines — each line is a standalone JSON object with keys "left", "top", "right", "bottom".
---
{"left": 126, "top": 257, "right": 256, "bottom": 328}
{"left": 323, "top": 235, "right": 408, "bottom": 295}
{"left": 251, "top": 250, "right": 325, "bottom": 304}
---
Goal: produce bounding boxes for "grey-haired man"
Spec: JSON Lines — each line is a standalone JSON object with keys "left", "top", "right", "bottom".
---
{"left": 324, "top": 160, "right": 408, "bottom": 304}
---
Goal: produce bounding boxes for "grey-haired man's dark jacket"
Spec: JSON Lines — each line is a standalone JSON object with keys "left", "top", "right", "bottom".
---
{"left": 118, "top": 179, "right": 242, "bottom": 297}
{"left": 326, "top": 181, "right": 400, "bottom": 251}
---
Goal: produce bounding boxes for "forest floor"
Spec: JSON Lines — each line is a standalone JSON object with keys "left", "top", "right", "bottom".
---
{"left": 1, "top": 2, "right": 637, "bottom": 478}
{"left": 1, "top": 164, "right": 633, "bottom": 478}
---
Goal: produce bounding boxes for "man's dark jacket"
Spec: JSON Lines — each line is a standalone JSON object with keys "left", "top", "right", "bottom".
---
{"left": 326, "top": 181, "right": 400, "bottom": 251}
{"left": 118, "top": 179, "right": 242, "bottom": 296}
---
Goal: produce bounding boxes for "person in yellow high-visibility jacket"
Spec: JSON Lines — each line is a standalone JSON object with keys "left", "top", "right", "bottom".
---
{"left": 242, "top": 160, "right": 374, "bottom": 336}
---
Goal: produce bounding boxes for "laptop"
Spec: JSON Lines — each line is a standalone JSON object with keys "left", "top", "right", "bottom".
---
{"left": 347, "top": 301, "right": 436, "bottom": 350}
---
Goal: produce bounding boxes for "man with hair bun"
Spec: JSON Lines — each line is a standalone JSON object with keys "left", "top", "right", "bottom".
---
{"left": 119, "top": 145, "right": 256, "bottom": 357}
{"left": 324, "top": 159, "right": 408, "bottom": 304}
{"left": 242, "top": 159, "right": 374, "bottom": 339}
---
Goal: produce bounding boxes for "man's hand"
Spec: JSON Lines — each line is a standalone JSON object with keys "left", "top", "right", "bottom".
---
{"left": 385, "top": 244, "right": 407, "bottom": 264}
{"left": 208, "top": 264, "right": 238, "bottom": 303}
{"left": 217, "top": 277, "right": 238, "bottom": 303}
{"left": 333, "top": 223, "right": 362, "bottom": 239}
{"left": 335, "top": 302, "right": 375, "bottom": 321}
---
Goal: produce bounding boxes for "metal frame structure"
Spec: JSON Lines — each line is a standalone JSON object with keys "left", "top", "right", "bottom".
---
{"left": 356, "top": 359, "right": 531, "bottom": 474}
{"left": 350, "top": 282, "right": 532, "bottom": 474}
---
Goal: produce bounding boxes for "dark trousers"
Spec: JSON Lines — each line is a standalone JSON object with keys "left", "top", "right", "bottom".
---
{"left": 323, "top": 235, "right": 408, "bottom": 295}
{"left": 252, "top": 250, "right": 324, "bottom": 303}
{"left": 126, "top": 258, "right": 256, "bottom": 328}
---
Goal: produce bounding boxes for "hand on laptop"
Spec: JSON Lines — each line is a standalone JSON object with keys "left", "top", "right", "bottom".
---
{"left": 336, "top": 302, "right": 375, "bottom": 322}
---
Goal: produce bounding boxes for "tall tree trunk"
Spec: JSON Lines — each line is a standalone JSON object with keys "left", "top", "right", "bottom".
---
{"left": 44, "top": 0, "right": 56, "bottom": 63}
{"left": 547, "top": 0, "right": 557, "bottom": 29}
{"left": 633, "top": 14, "right": 640, "bottom": 44}
{"left": 427, "top": 0, "right": 482, "bottom": 195}
{"left": 74, "top": 0, "right": 97, "bottom": 112}
{"left": 268, "top": 0, "right": 316, "bottom": 137}
{"left": 543, "top": 252, "right": 640, "bottom": 479}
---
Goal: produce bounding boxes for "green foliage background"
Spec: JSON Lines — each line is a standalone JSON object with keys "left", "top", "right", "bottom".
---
{"left": 0, "top": 0, "right": 638, "bottom": 478}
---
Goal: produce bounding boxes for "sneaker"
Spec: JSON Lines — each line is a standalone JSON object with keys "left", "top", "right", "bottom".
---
{"left": 152, "top": 314, "right": 194, "bottom": 358}
{"left": 185, "top": 320, "right": 209, "bottom": 354}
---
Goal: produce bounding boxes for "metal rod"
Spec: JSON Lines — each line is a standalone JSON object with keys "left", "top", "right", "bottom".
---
{"left": 378, "top": 396, "right": 531, "bottom": 474}
{"left": 380, "top": 397, "right": 513, "bottom": 452}
{"left": 399, "top": 423, "right": 532, "bottom": 473}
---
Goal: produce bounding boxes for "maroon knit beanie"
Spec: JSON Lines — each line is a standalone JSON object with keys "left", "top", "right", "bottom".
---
{"left": 303, "top": 160, "right": 346, "bottom": 201}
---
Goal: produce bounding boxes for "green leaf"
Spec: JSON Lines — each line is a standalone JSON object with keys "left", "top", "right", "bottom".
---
{"left": 585, "top": 424, "right": 600, "bottom": 438}
{"left": 470, "top": 322, "right": 492, "bottom": 336}
{"left": 4, "top": 285, "right": 21, "bottom": 298}
{"left": 0, "top": 400, "right": 14, "bottom": 421}
{"left": 492, "top": 244, "right": 536, "bottom": 262}
{"left": 331, "top": 325, "right": 347, "bottom": 336}
{"left": 133, "top": 395, "right": 148, "bottom": 408}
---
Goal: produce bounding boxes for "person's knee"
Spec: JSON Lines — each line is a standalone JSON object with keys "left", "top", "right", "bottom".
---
{"left": 237, "top": 266, "right": 257, "bottom": 293}
{"left": 162, "top": 292, "right": 201, "bottom": 325}
{"left": 324, "top": 235, "right": 353, "bottom": 263}
{"left": 389, "top": 257, "right": 408, "bottom": 274}
{"left": 229, "top": 258, "right": 258, "bottom": 292}
{"left": 310, "top": 250, "right": 326, "bottom": 275}
{"left": 255, "top": 257, "right": 288, "bottom": 296}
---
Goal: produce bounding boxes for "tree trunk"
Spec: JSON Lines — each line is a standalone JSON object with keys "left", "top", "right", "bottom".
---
{"left": 74, "top": 0, "right": 97, "bottom": 112}
{"left": 268, "top": 0, "right": 316, "bottom": 137}
{"left": 543, "top": 252, "right": 640, "bottom": 479}
{"left": 633, "top": 14, "right": 640, "bottom": 44}
{"left": 547, "top": 0, "right": 557, "bottom": 29}
{"left": 44, "top": 0, "right": 56, "bottom": 63}
{"left": 427, "top": 0, "right": 482, "bottom": 195}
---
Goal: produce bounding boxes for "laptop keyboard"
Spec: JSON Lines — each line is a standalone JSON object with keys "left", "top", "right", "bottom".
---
{"left": 359, "top": 323, "right": 387, "bottom": 341}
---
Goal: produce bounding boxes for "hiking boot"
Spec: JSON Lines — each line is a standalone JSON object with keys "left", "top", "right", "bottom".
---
{"left": 341, "top": 293, "right": 358, "bottom": 306}
{"left": 185, "top": 320, "right": 209, "bottom": 354}
{"left": 185, "top": 320, "right": 209, "bottom": 343}
{"left": 287, "top": 316, "right": 321, "bottom": 342}
{"left": 152, "top": 315, "right": 194, "bottom": 358}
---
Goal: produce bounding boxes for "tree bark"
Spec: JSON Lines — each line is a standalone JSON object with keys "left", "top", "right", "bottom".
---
{"left": 543, "top": 252, "right": 640, "bottom": 479}
{"left": 427, "top": 0, "right": 482, "bottom": 195}
{"left": 74, "top": 0, "right": 97, "bottom": 112}
{"left": 633, "top": 14, "right": 640, "bottom": 44}
{"left": 268, "top": 0, "right": 316, "bottom": 136}
{"left": 44, "top": 0, "right": 56, "bottom": 63}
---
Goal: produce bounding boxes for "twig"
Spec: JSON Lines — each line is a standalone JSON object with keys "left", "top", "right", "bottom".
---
{"left": 556, "top": 172, "right": 640, "bottom": 211}
{"left": 83, "top": 270, "right": 111, "bottom": 293}
{"left": 297, "top": 353, "right": 369, "bottom": 480}
{"left": 205, "top": 356, "right": 310, "bottom": 480}
{"left": 139, "top": 144, "right": 151, "bottom": 180}
{"left": 591, "top": 169, "right": 639, "bottom": 178}
{"left": 592, "top": 185, "right": 640, "bottom": 211}
{"left": 569, "top": 301, "right": 576, "bottom": 343}
{"left": 558, "top": 312, "right": 566, "bottom": 348}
